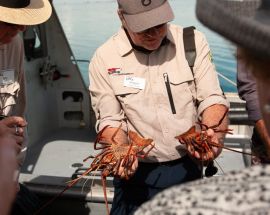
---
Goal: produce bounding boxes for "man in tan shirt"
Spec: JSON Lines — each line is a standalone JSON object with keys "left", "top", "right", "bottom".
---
{"left": 89, "top": 0, "right": 229, "bottom": 214}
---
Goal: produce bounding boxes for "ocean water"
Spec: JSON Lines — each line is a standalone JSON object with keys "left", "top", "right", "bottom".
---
{"left": 54, "top": 0, "right": 237, "bottom": 92}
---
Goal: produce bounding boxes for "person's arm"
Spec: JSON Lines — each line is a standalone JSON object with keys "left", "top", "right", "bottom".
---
{"left": 236, "top": 53, "right": 270, "bottom": 160}
{"left": 89, "top": 51, "right": 137, "bottom": 178}
{"left": 255, "top": 119, "right": 270, "bottom": 158}
{"left": 201, "top": 104, "right": 229, "bottom": 159}
{"left": 0, "top": 137, "right": 17, "bottom": 215}
{"left": 237, "top": 55, "right": 261, "bottom": 122}
{"left": 89, "top": 51, "right": 127, "bottom": 132}
{"left": 0, "top": 117, "right": 26, "bottom": 215}
{"left": 186, "top": 31, "right": 229, "bottom": 161}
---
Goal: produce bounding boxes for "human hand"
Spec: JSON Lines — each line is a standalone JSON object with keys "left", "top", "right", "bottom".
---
{"left": 99, "top": 126, "right": 138, "bottom": 179}
{"left": 99, "top": 126, "right": 128, "bottom": 145}
{"left": 186, "top": 128, "right": 222, "bottom": 164}
{"left": 0, "top": 116, "right": 27, "bottom": 154}
{"left": 115, "top": 155, "right": 138, "bottom": 180}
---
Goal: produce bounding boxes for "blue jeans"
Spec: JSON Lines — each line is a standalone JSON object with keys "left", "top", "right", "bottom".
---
{"left": 110, "top": 156, "right": 201, "bottom": 215}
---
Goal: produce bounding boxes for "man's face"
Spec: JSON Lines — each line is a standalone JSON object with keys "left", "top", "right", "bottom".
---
{"left": 0, "top": 22, "right": 26, "bottom": 44}
{"left": 126, "top": 23, "right": 168, "bottom": 51}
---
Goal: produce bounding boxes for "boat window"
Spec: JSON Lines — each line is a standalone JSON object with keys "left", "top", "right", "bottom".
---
{"left": 23, "top": 25, "right": 48, "bottom": 61}
{"left": 63, "top": 91, "right": 83, "bottom": 102}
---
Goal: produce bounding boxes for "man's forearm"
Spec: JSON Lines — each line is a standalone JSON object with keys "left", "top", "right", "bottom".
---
{"left": 201, "top": 104, "right": 229, "bottom": 143}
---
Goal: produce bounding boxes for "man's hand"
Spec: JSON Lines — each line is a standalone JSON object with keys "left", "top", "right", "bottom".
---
{"left": 99, "top": 126, "right": 128, "bottom": 144}
{"left": 186, "top": 128, "right": 222, "bottom": 163}
{"left": 115, "top": 156, "right": 138, "bottom": 180}
{"left": 0, "top": 116, "right": 27, "bottom": 154}
{"left": 99, "top": 126, "right": 139, "bottom": 179}
{"left": 200, "top": 104, "right": 229, "bottom": 160}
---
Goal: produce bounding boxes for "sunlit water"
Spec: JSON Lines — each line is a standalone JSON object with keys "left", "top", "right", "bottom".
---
{"left": 54, "top": 0, "right": 237, "bottom": 92}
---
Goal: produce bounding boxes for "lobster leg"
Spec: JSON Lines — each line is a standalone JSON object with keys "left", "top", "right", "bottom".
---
{"left": 137, "top": 142, "right": 155, "bottom": 158}
{"left": 111, "top": 123, "right": 124, "bottom": 145}
{"left": 101, "top": 166, "right": 115, "bottom": 215}
{"left": 94, "top": 140, "right": 111, "bottom": 150}
{"left": 210, "top": 141, "right": 253, "bottom": 156}
{"left": 84, "top": 148, "right": 111, "bottom": 162}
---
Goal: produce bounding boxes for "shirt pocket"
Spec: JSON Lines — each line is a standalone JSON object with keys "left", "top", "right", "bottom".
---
{"left": 0, "top": 82, "right": 20, "bottom": 116}
{"left": 167, "top": 72, "right": 196, "bottom": 118}
{"left": 110, "top": 75, "right": 143, "bottom": 119}
{"left": 110, "top": 74, "right": 141, "bottom": 98}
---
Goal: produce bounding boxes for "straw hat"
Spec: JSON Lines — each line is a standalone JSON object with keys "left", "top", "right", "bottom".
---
{"left": 117, "top": 0, "right": 174, "bottom": 32}
{"left": 0, "top": 0, "right": 52, "bottom": 25}
{"left": 196, "top": 0, "right": 270, "bottom": 58}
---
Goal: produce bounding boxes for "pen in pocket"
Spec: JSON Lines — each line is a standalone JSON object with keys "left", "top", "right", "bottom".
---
{"left": 163, "top": 73, "right": 176, "bottom": 114}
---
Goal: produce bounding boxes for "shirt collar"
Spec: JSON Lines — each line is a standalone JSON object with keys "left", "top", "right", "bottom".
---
{"left": 114, "top": 27, "right": 133, "bottom": 57}
{"left": 166, "top": 25, "right": 175, "bottom": 45}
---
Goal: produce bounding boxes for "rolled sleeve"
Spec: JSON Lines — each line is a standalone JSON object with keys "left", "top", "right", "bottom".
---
{"left": 193, "top": 31, "right": 229, "bottom": 116}
{"left": 198, "top": 95, "right": 229, "bottom": 116}
{"left": 89, "top": 51, "right": 127, "bottom": 132}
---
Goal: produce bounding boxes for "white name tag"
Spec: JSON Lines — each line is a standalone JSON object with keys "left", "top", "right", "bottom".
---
{"left": 0, "top": 69, "right": 15, "bottom": 85}
{"left": 124, "top": 76, "right": 145, "bottom": 90}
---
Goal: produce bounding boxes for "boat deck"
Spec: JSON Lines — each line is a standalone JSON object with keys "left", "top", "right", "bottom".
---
{"left": 19, "top": 127, "right": 113, "bottom": 214}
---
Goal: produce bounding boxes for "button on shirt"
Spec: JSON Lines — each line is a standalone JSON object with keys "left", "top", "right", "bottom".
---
{"left": 89, "top": 24, "right": 229, "bottom": 162}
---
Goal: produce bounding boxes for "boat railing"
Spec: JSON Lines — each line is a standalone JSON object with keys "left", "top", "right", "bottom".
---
{"left": 217, "top": 72, "right": 237, "bottom": 87}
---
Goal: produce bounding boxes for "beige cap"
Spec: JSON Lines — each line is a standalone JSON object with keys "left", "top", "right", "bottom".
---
{"left": 118, "top": 0, "right": 174, "bottom": 32}
{"left": 0, "top": 0, "right": 52, "bottom": 25}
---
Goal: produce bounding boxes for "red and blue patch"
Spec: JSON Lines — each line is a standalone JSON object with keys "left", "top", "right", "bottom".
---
{"left": 107, "top": 68, "right": 122, "bottom": 75}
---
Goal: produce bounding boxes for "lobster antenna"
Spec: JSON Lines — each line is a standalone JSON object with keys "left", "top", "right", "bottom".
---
{"left": 209, "top": 108, "right": 229, "bottom": 129}
{"left": 214, "top": 159, "right": 225, "bottom": 175}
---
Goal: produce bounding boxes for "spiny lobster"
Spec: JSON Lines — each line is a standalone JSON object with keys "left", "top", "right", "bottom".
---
{"left": 175, "top": 109, "right": 252, "bottom": 176}
{"left": 35, "top": 124, "right": 154, "bottom": 215}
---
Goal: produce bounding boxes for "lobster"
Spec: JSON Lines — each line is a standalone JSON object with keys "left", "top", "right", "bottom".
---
{"left": 175, "top": 109, "right": 252, "bottom": 177}
{"left": 35, "top": 124, "right": 154, "bottom": 215}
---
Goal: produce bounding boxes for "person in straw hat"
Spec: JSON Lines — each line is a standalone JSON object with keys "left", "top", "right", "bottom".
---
{"left": 89, "top": 0, "right": 230, "bottom": 214}
{"left": 135, "top": 0, "right": 270, "bottom": 214}
{"left": 0, "top": 0, "right": 51, "bottom": 214}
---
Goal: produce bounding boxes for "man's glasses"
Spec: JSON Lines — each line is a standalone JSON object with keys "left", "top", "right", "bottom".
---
{"left": 137, "top": 23, "right": 166, "bottom": 34}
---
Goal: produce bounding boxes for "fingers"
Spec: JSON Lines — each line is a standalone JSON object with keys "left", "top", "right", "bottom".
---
{"left": 0, "top": 136, "right": 21, "bottom": 155}
{"left": 1, "top": 116, "right": 27, "bottom": 128}
{"left": 0, "top": 127, "right": 24, "bottom": 153}
{"left": 14, "top": 143, "right": 22, "bottom": 155}
{"left": 205, "top": 128, "right": 215, "bottom": 137}
{"left": 116, "top": 156, "right": 138, "bottom": 179}
{"left": 186, "top": 143, "right": 216, "bottom": 163}
{"left": 13, "top": 126, "right": 24, "bottom": 137}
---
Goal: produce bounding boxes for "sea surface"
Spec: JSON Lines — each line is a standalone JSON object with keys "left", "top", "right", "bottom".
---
{"left": 54, "top": 0, "right": 237, "bottom": 92}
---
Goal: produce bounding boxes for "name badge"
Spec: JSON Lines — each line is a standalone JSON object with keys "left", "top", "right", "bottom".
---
{"left": 124, "top": 76, "right": 145, "bottom": 90}
{"left": 0, "top": 69, "right": 15, "bottom": 85}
